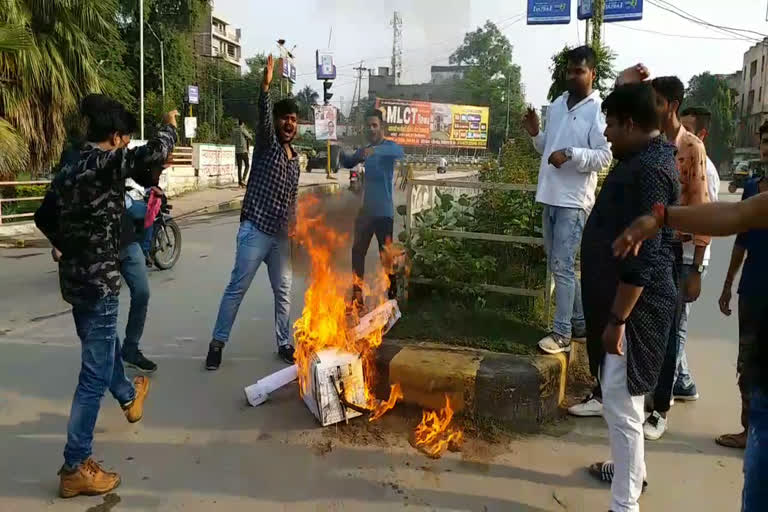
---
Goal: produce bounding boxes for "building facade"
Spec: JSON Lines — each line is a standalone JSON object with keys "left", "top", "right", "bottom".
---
{"left": 367, "top": 65, "right": 470, "bottom": 102}
{"left": 194, "top": 11, "right": 242, "bottom": 71}
{"left": 738, "top": 39, "right": 768, "bottom": 147}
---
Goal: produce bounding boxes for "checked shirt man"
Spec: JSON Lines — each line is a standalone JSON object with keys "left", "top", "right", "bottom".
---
{"left": 207, "top": 55, "right": 300, "bottom": 370}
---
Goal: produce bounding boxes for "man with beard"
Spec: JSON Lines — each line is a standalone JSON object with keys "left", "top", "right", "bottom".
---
{"left": 523, "top": 45, "right": 612, "bottom": 417}
{"left": 207, "top": 55, "right": 300, "bottom": 370}
{"left": 341, "top": 109, "right": 404, "bottom": 308}
{"left": 582, "top": 82, "right": 680, "bottom": 512}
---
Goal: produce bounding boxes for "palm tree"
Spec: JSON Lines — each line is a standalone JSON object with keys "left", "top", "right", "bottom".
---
{"left": 0, "top": 0, "right": 117, "bottom": 178}
{"left": 295, "top": 85, "right": 320, "bottom": 121}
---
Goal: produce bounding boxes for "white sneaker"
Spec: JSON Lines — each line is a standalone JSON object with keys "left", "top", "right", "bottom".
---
{"left": 644, "top": 411, "right": 668, "bottom": 440}
{"left": 568, "top": 394, "right": 603, "bottom": 417}
{"left": 538, "top": 333, "right": 571, "bottom": 354}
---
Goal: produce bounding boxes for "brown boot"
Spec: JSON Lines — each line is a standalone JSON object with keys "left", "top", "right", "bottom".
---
{"left": 58, "top": 458, "right": 120, "bottom": 498}
{"left": 122, "top": 375, "right": 150, "bottom": 424}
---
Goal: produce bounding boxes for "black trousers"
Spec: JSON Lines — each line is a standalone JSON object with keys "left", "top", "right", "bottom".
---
{"left": 351, "top": 215, "right": 396, "bottom": 299}
{"left": 652, "top": 263, "right": 684, "bottom": 413}
{"left": 236, "top": 152, "right": 249, "bottom": 184}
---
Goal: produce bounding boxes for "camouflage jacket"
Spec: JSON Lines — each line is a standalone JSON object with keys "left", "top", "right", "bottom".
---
{"left": 35, "top": 125, "right": 177, "bottom": 305}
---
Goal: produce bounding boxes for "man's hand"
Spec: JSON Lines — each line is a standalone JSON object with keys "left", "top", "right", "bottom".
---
{"left": 616, "top": 63, "right": 650, "bottom": 86}
{"left": 150, "top": 186, "right": 165, "bottom": 196}
{"left": 683, "top": 271, "right": 702, "bottom": 303}
{"left": 719, "top": 286, "right": 733, "bottom": 316}
{"left": 548, "top": 149, "right": 569, "bottom": 169}
{"left": 613, "top": 215, "right": 660, "bottom": 258}
{"left": 362, "top": 147, "right": 375, "bottom": 159}
{"left": 523, "top": 107, "right": 540, "bottom": 137}
{"left": 162, "top": 110, "right": 179, "bottom": 129}
{"left": 263, "top": 54, "right": 274, "bottom": 91}
{"left": 602, "top": 322, "right": 625, "bottom": 356}
{"left": 51, "top": 248, "right": 62, "bottom": 262}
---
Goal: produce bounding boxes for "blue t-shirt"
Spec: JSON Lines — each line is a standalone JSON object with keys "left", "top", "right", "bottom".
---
{"left": 737, "top": 177, "right": 768, "bottom": 297}
{"left": 342, "top": 139, "right": 404, "bottom": 218}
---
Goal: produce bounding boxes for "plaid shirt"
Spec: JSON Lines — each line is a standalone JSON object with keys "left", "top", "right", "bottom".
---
{"left": 240, "top": 89, "right": 300, "bottom": 235}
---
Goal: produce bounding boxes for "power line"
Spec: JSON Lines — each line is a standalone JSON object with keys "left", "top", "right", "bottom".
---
{"left": 610, "top": 22, "right": 754, "bottom": 41}
{"left": 647, "top": 0, "right": 766, "bottom": 43}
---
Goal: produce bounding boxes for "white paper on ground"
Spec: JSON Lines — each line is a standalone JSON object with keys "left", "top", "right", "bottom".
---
{"left": 244, "top": 364, "right": 298, "bottom": 407}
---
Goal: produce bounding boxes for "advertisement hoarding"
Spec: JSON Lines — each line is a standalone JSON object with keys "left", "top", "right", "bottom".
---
{"left": 527, "top": 0, "right": 572, "bottom": 25}
{"left": 279, "top": 58, "right": 297, "bottom": 83}
{"left": 187, "top": 85, "right": 199, "bottom": 104}
{"left": 578, "top": 0, "right": 643, "bottom": 22}
{"left": 375, "top": 98, "right": 489, "bottom": 149}
{"left": 316, "top": 50, "right": 336, "bottom": 80}
{"left": 313, "top": 105, "right": 337, "bottom": 141}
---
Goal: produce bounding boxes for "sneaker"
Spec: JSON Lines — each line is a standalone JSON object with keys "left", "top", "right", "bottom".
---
{"left": 278, "top": 344, "right": 295, "bottom": 364}
{"left": 205, "top": 340, "right": 224, "bottom": 371}
{"left": 673, "top": 383, "right": 700, "bottom": 401}
{"left": 644, "top": 411, "right": 668, "bottom": 440}
{"left": 122, "top": 375, "right": 150, "bottom": 424}
{"left": 123, "top": 351, "right": 158, "bottom": 374}
{"left": 568, "top": 393, "right": 603, "bottom": 417}
{"left": 588, "top": 461, "right": 648, "bottom": 491}
{"left": 58, "top": 458, "right": 121, "bottom": 498}
{"left": 538, "top": 333, "right": 571, "bottom": 354}
{"left": 572, "top": 326, "right": 587, "bottom": 342}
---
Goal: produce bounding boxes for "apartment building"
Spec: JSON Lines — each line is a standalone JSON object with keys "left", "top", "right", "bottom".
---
{"left": 739, "top": 39, "right": 768, "bottom": 147}
{"left": 194, "top": 11, "right": 242, "bottom": 71}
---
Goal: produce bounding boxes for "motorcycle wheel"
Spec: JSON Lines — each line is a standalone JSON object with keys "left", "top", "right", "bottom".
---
{"left": 152, "top": 219, "right": 182, "bottom": 270}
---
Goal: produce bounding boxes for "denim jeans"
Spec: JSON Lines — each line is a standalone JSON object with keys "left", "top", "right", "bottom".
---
{"left": 64, "top": 295, "right": 135, "bottom": 468}
{"left": 673, "top": 264, "right": 707, "bottom": 390}
{"left": 351, "top": 215, "right": 396, "bottom": 298}
{"left": 126, "top": 199, "right": 153, "bottom": 255}
{"left": 119, "top": 242, "right": 150, "bottom": 359}
{"left": 541, "top": 205, "right": 586, "bottom": 338}
{"left": 212, "top": 220, "right": 292, "bottom": 346}
{"left": 743, "top": 388, "right": 768, "bottom": 511}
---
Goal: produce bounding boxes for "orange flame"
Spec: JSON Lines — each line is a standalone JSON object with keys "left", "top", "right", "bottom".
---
{"left": 292, "top": 194, "right": 400, "bottom": 415}
{"left": 369, "top": 383, "right": 404, "bottom": 422}
{"left": 413, "top": 394, "right": 463, "bottom": 458}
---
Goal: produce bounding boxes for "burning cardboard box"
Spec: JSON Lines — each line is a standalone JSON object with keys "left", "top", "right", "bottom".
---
{"left": 302, "top": 348, "right": 367, "bottom": 426}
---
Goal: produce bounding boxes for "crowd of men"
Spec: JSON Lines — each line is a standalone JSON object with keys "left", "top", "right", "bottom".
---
{"left": 28, "top": 38, "right": 767, "bottom": 509}
{"left": 529, "top": 46, "right": 766, "bottom": 511}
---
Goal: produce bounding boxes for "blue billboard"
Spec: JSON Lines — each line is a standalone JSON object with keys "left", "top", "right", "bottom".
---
{"left": 578, "top": 0, "right": 643, "bottom": 22}
{"left": 527, "top": 0, "right": 572, "bottom": 25}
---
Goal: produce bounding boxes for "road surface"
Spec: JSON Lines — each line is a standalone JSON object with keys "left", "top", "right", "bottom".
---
{"left": 0, "top": 184, "right": 746, "bottom": 511}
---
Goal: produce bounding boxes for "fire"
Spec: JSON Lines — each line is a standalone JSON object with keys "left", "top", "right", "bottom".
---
{"left": 292, "top": 194, "right": 400, "bottom": 414}
{"left": 412, "top": 394, "right": 463, "bottom": 458}
{"left": 369, "top": 383, "right": 403, "bottom": 422}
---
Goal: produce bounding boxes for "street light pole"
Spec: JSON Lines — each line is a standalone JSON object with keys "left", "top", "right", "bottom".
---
{"left": 147, "top": 23, "right": 165, "bottom": 101}
{"left": 139, "top": 0, "right": 144, "bottom": 139}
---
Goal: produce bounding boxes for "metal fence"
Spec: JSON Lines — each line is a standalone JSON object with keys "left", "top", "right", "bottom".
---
{"left": 404, "top": 177, "right": 552, "bottom": 320}
{"left": 0, "top": 180, "right": 50, "bottom": 225}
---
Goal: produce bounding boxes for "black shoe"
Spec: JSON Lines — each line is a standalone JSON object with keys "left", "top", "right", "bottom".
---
{"left": 278, "top": 344, "right": 295, "bottom": 364}
{"left": 123, "top": 351, "right": 158, "bottom": 374}
{"left": 206, "top": 341, "right": 224, "bottom": 371}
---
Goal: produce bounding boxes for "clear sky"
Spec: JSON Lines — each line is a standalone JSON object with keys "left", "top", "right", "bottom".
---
{"left": 213, "top": 0, "right": 768, "bottom": 111}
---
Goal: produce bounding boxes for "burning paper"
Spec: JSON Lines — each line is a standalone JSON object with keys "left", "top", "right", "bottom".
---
{"left": 302, "top": 348, "right": 366, "bottom": 426}
{"left": 412, "top": 394, "right": 463, "bottom": 459}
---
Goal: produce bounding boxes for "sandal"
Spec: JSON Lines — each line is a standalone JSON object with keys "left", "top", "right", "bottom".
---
{"left": 588, "top": 461, "right": 648, "bottom": 492}
{"left": 715, "top": 431, "right": 747, "bottom": 449}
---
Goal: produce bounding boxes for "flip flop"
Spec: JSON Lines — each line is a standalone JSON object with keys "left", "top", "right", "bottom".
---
{"left": 715, "top": 432, "right": 747, "bottom": 449}
{"left": 588, "top": 461, "right": 648, "bottom": 492}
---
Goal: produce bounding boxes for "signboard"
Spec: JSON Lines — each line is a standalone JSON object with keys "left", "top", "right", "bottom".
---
{"left": 375, "top": 98, "right": 489, "bottom": 148}
{"left": 316, "top": 50, "right": 336, "bottom": 80}
{"left": 527, "top": 0, "right": 571, "bottom": 25}
{"left": 279, "top": 57, "right": 297, "bottom": 84}
{"left": 187, "top": 85, "right": 199, "bottom": 105}
{"left": 313, "top": 105, "right": 337, "bottom": 141}
{"left": 578, "top": 0, "right": 643, "bottom": 22}
{"left": 184, "top": 116, "right": 197, "bottom": 139}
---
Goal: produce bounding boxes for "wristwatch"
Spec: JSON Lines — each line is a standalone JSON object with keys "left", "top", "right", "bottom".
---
{"left": 565, "top": 147, "right": 574, "bottom": 160}
{"left": 693, "top": 264, "right": 705, "bottom": 274}
{"left": 609, "top": 312, "right": 627, "bottom": 326}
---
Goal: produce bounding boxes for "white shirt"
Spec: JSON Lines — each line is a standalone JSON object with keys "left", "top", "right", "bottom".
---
{"left": 438, "top": 157, "right": 447, "bottom": 168}
{"left": 683, "top": 155, "right": 720, "bottom": 266}
{"left": 532, "top": 91, "right": 612, "bottom": 211}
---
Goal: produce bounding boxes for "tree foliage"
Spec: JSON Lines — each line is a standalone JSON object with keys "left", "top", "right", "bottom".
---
{"left": 295, "top": 85, "right": 319, "bottom": 122}
{"left": 449, "top": 21, "right": 526, "bottom": 150}
{"left": 547, "top": 44, "right": 616, "bottom": 102}
{"left": 683, "top": 72, "right": 736, "bottom": 168}
{"left": 1, "top": 0, "right": 118, "bottom": 178}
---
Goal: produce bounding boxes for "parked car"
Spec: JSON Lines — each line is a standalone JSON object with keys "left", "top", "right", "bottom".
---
{"left": 307, "top": 145, "right": 341, "bottom": 173}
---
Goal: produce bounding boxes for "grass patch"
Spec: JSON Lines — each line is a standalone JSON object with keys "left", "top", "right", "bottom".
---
{"left": 388, "top": 294, "right": 546, "bottom": 355}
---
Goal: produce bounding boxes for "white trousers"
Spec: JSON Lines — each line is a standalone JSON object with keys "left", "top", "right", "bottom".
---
{"left": 601, "top": 348, "right": 646, "bottom": 512}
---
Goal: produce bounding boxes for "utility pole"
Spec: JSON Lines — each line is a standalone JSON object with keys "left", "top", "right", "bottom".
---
{"left": 139, "top": 0, "right": 144, "bottom": 139}
{"left": 353, "top": 61, "right": 368, "bottom": 135}
{"left": 504, "top": 73, "right": 511, "bottom": 141}
{"left": 390, "top": 11, "right": 403, "bottom": 85}
{"left": 146, "top": 23, "right": 165, "bottom": 101}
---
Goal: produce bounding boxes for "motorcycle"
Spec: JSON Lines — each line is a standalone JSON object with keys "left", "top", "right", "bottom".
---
{"left": 148, "top": 192, "right": 182, "bottom": 270}
{"left": 349, "top": 164, "right": 364, "bottom": 194}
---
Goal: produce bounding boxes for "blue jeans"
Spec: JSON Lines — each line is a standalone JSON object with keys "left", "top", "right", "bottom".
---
{"left": 126, "top": 199, "right": 153, "bottom": 255}
{"left": 64, "top": 295, "right": 135, "bottom": 468}
{"left": 743, "top": 388, "right": 768, "bottom": 511}
{"left": 673, "top": 264, "right": 707, "bottom": 390}
{"left": 542, "top": 205, "right": 586, "bottom": 338}
{"left": 212, "top": 220, "right": 292, "bottom": 347}
{"left": 120, "top": 242, "right": 150, "bottom": 359}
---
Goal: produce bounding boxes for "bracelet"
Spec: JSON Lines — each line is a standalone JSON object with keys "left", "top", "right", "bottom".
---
{"left": 609, "top": 312, "right": 627, "bottom": 326}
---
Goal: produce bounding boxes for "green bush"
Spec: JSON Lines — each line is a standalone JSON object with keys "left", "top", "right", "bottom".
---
{"left": 0, "top": 184, "right": 47, "bottom": 222}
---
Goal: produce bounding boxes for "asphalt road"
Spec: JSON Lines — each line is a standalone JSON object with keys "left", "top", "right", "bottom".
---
{"left": 0, "top": 185, "right": 748, "bottom": 511}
